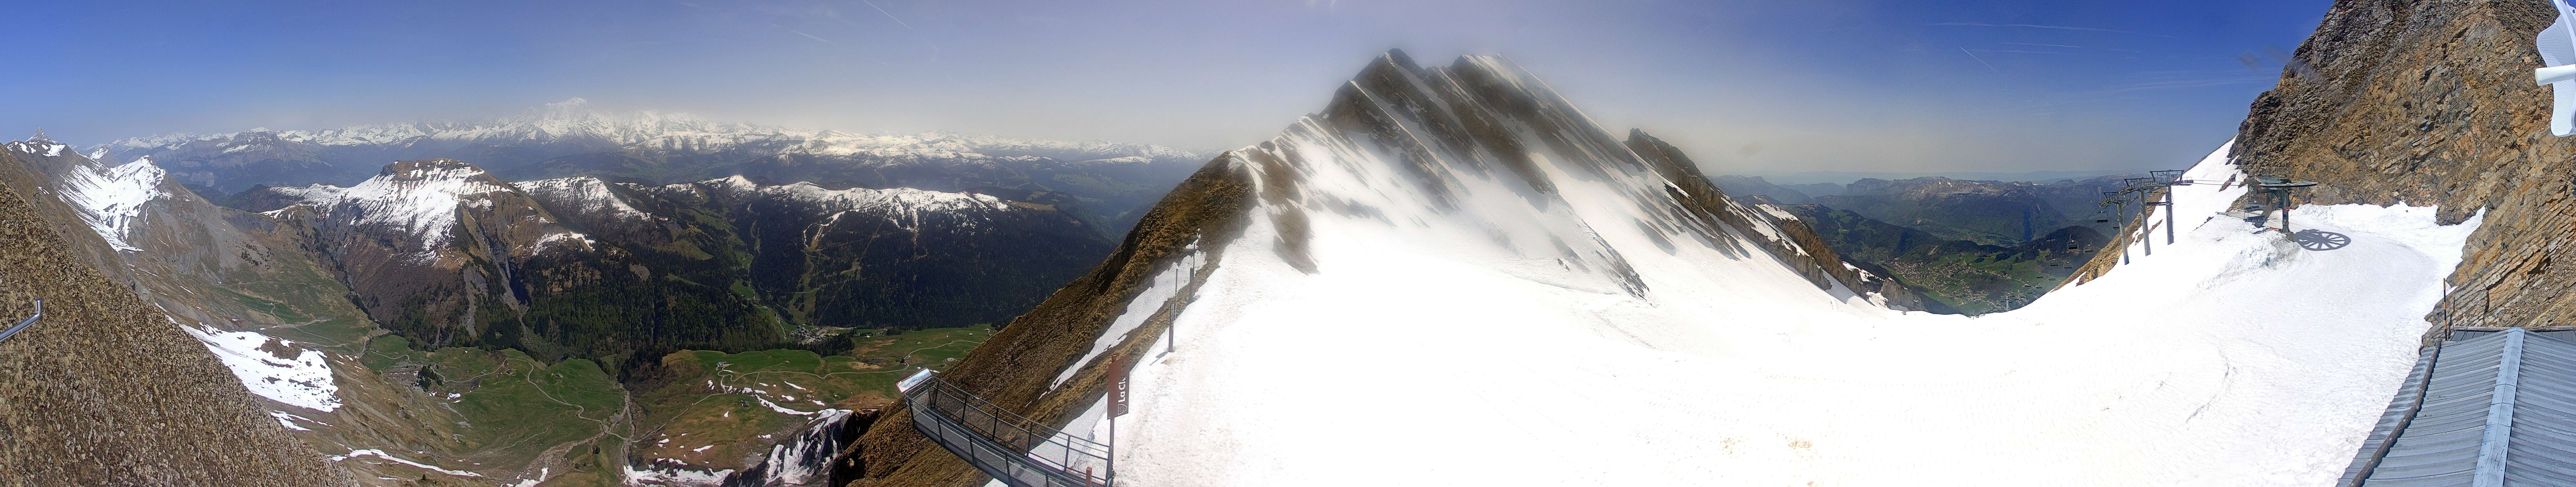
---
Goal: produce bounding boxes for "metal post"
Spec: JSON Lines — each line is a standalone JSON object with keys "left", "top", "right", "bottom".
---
{"left": 1104, "top": 411, "right": 1114, "bottom": 486}
{"left": 0, "top": 299, "right": 42, "bottom": 345}
{"left": 2281, "top": 191, "right": 2293, "bottom": 233}
{"left": 1165, "top": 254, "right": 1184, "bottom": 356}
{"left": 2164, "top": 190, "right": 2176, "bottom": 244}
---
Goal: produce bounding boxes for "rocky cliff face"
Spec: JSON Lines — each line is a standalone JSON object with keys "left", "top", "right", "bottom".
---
{"left": 0, "top": 147, "right": 344, "bottom": 486}
{"left": 2228, "top": 0, "right": 2576, "bottom": 332}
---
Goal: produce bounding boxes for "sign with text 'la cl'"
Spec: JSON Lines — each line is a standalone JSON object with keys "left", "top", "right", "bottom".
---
{"left": 1109, "top": 353, "right": 1133, "bottom": 417}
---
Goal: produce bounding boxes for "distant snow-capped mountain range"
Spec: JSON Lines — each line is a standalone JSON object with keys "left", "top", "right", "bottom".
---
{"left": 99, "top": 98, "right": 1203, "bottom": 165}
{"left": 95, "top": 98, "right": 1212, "bottom": 234}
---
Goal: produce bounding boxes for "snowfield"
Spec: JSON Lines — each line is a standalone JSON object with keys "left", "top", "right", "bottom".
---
{"left": 259, "top": 161, "right": 515, "bottom": 258}
{"left": 1028, "top": 57, "right": 2481, "bottom": 487}
{"left": 1077, "top": 140, "right": 2476, "bottom": 486}
{"left": 180, "top": 319, "right": 341, "bottom": 412}
{"left": 30, "top": 146, "right": 166, "bottom": 252}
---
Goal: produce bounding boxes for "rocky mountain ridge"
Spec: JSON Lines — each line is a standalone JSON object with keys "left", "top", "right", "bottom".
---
{"left": 2224, "top": 0, "right": 2576, "bottom": 335}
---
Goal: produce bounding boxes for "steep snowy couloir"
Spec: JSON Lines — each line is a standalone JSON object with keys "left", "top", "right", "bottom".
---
{"left": 855, "top": 51, "right": 2484, "bottom": 487}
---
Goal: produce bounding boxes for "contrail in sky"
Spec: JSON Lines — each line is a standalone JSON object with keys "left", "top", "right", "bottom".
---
{"left": 858, "top": 0, "right": 914, "bottom": 30}
{"left": 1961, "top": 47, "right": 2001, "bottom": 73}
{"left": 1930, "top": 22, "right": 2177, "bottom": 39}
{"left": 774, "top": 23, "right": 835, "bottom": 44}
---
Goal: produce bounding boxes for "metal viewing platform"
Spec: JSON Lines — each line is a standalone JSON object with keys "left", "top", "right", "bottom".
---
{"left": 899, "top": 369, "right": 1112, "bottom": 487}
{"left": 2339, "top": 327, "right": 2576, "bottom": 486}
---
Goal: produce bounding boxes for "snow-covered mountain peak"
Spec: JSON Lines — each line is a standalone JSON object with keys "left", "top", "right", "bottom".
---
{"left": 264, "top": 159, "right": 524, "bottom": 257}
{"left": 32, "top": 146, "right": 168, "bottom": 252}
{"left": 374, "top": 158, "right": 504, "bottom": 183}
{"left": 1201, "top": 50, "right": 1847, "bottom": 300}
{"left": 4, "top": 136, "right": 176, "bottom": 252}
{"left": 677, "top": 175, "right": 1008, "bottom": 214}
{"left": 10, "top": 138, "right": 69, "bottom": 157}
{"left": 515, "top": 176, "right": 651, "bottom": 222}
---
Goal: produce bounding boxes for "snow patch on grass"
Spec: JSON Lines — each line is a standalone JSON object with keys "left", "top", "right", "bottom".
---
{"left": 329, "top": 449, "right": 481, "bottom": 478}
{"left": 179, "top": 319, "right": 339, "bottom": 412}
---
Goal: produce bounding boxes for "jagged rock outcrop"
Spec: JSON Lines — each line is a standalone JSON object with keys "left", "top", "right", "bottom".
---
{"left": 0, "top": 146, "right": 345, "bottom": 486}
{"left": 2226, "top": 0, "right": 2576, "bottom": 332}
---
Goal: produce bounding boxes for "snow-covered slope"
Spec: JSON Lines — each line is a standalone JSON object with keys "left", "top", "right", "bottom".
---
{"left": 873, "top": 52, "right": 2484, "bottom": 487}
{"left": 262, "top": 160, "right": 535, "bottom": 256}
{"left": 686, "top": 175, "right": 1023, "bottom": 232}
{"left": 7, "top": 137, "right": 163, "bottom": 251}
{"left": 178, "top": 318, "right": 340, "bottom": 412}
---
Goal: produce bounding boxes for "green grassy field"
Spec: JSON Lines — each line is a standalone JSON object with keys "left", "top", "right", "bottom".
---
{"left": 629, "top": 324, "right": 993, "bottom": 469}
{"left": 362, "top": 336, "right": 626, "bottom": 459}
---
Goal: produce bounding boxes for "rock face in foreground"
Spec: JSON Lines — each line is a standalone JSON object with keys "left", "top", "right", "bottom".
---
{"left": 0, "top": 148, "right": 343, "bottom": 485}
{"left": 2228, "top": 0, "right": 2576, "bottom": 332}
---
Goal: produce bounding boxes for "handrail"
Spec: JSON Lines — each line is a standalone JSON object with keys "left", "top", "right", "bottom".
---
{"left": 0, "top": 299, "right": 41, "bottom": 344}
{"left": 902, "top": 373, "right": 1111, "bottom": 487}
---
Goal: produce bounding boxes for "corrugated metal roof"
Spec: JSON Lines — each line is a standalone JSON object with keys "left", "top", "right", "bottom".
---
{"left": 2341, "top": 328, "right": 2576, "bottom": 486}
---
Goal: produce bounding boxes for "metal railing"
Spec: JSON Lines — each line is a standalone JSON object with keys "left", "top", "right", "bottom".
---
{"left": 0, "top": 299, "right": 40, "bottom": 344}
{"left": 902, "top": 373, "right": 1111, "bottom": 487}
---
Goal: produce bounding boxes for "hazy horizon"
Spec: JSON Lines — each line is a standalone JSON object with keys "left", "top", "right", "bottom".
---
{"left": 8, "top": 0, "right": 2328, "bottom": 174}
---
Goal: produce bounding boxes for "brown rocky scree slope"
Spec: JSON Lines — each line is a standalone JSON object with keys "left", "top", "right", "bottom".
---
{"left": 0, "top": 150, "right": 344, "bottom": 485}
{"left": 2228, "top": 0, "right": 2576, "bottom": 333}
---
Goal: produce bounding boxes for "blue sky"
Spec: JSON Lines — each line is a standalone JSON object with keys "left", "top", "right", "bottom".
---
{"left": 7, "top": 0, "right": 2327, "bottom": 174}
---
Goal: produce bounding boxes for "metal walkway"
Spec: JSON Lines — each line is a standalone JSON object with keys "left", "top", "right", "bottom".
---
{"left": 2339, "top": 328, "right": 2576, "bottom": 486}
{"left": 899, "top": 370, "right": 1111, "bottom": 487}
